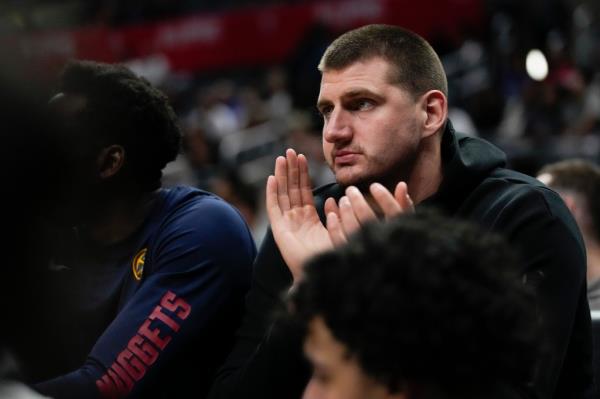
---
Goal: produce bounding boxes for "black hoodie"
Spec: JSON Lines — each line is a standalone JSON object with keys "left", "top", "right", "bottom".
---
{"left": 209, "top": 122, "right": 592, "bottom": 399}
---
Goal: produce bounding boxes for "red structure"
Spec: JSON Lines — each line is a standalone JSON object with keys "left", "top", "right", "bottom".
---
{"left": 4, "top": 0, "right": 483, "bottom": 78}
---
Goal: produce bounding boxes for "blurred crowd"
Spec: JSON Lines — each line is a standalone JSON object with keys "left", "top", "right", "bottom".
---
{"left": 160, "top": 66, "right": 334, "bottom": 244}
{"left": 0, "top": 0, "right": 306, "bottom": 31}
{"left": 2, "top": 1, "right": 599, "bottom": 244}
{"left": 131, "top": 0, "right": 599, "bottom": 244}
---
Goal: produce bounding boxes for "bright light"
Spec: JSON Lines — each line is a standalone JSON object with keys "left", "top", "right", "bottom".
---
{"left": 526, "top": 49, "right": 549, "bottom": 81}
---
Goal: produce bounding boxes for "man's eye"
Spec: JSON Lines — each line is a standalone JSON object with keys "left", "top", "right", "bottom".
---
{"left": 319, "top": 106, "right": 333, "bottom": 119}
{"left": 353, "top": 99, "right": 374, "bottom": 111}
{"left": 359, "top": 99, "right": 375, "bottom": 110}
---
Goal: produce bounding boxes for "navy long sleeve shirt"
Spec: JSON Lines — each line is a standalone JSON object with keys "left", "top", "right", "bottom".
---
{"left": 33, "top": 186, "right": 256, "bottom": 398}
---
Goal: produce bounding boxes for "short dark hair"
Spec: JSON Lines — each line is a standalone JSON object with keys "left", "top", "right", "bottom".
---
{"left": 538, "top": 159, "right": 600, "bottom": 239}
{"left": 318, "top": 24, "right": 448, "bottom": 98}
{"left": 57, "top": 60, "right": 181, "bottom": 191}
{"left": 289, "top": 211, "right": 537, "bottom": 398}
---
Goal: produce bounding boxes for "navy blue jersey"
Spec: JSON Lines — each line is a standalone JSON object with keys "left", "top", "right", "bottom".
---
{"left": 33, "top": 186, "right": 256, "bottom": 398}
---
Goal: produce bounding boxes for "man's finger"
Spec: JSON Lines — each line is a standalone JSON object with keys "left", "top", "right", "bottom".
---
{"left": 394, "top": 182, "right": 415, "bottom": 213}
{"left": 369, "top": 183, "right": 402, "bottom": 218}
{"left": 339, "top": 196, "right": 361, "bottom": 235}
{"left": 286, "top": 149, "right": 302, "bottom": 207}
{"left": 326, "top": 212, "right": 347, "bottom": 246}
{"left": 298, "top": 154, "right": 315, "bottom": 207}
{"left": 324, "top": 197, "right": 339, "bottom": 218}
{"left": 275, "top": 156, "right": 290, "bottom": 211}
{"left": 345, "top": 186, "right": 377, "bottom": 225}
{"left": 265, "top": 175, "right": 283, "bottom": 223}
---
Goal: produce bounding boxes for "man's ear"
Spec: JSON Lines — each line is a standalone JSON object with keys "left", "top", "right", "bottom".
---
{"left": 97, "top": 145, "right": 125, "bottom": 179}
{"left": 419, "top": 90, "right": 447, "bottom": 139}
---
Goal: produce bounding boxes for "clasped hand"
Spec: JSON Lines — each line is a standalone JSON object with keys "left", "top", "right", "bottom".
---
{"left": 266, "top": 149, "right": 414, "bottom": 285}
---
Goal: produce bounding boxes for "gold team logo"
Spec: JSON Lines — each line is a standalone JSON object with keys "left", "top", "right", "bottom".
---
{"left": 132, "top": 248, "right": 147, "bottom": 281}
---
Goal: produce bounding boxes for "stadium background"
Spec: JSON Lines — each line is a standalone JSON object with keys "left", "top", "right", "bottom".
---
{"left": 1, "top": 0, "right": 599, "bottom": 243}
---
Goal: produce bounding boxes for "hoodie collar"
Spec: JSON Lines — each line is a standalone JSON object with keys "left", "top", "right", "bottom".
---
{"left": 419, "top": 121, "right": 506, "bottom": 214}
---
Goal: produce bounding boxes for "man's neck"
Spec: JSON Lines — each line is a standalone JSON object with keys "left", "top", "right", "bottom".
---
{"left": 83, "top": 189, "right": 160, "bottom": 245}
{"left": 406, "top": 149, "right": 443, "bottom": 205}
{"left": 401, "top": 133, "right": 443, "bottom": 205}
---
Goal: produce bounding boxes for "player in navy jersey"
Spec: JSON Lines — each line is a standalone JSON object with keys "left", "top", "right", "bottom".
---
{"left": 27, "top": 61, "right": 256, "bottom": 398}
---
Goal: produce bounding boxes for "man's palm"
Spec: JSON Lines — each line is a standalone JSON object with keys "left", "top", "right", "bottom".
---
{"left": 266, "top": 151, "right": 332, "bottom": 283}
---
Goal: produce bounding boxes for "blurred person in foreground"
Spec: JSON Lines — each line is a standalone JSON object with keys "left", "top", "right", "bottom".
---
{"left": 30, "top": 61, "right": 255, "bottom": 398}
{"left": 286, "top": 211, "right": 538, "bottom": 399}
{"left": 537, "top": 159, "right": 600, "bottom": 310}
{"left": 210, "top": 24, "right": 591, "bottom": 399}
{"left": 0, "top": 73, "right": 57, "bottom": 399}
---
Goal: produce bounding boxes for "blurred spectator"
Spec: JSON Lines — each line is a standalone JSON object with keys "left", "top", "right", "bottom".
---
{"left": 537, "top": 159, "right": 600, "bottom": 309}
{"left": 209, "top": 171, "right": 264, "bottom": 243}
{"left": 181, "top": 118, "right": 220, "bottom": 189}
{"left": 160, "top": 154, "right": 198, "bottom": 188}
{"left": 285, "top": 110, "right": 334, "bottom": 187}
{"left": 264, "top": 67, "right": 292, "bottom": 120}
{"left": 522, "top": 80, "right": 563, "bottom": 140}
{"left": 218, "top": 111, "right": 287, "bottom": 189}
{"left": 561, "top": 71, "right": 600, "bottom": 135}
{"left": 238, "top": 85, "right": 269, "bottom": 129}
{"left": 187, "top": 80, "right": 240, "bottom": 142}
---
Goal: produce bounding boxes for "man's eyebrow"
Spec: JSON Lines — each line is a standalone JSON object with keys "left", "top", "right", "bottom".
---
{"left": 343, "top": 88, "right": 382, "bottom": 99}
{"left": 317, "top": 89, "right": 383, "bottom": 109}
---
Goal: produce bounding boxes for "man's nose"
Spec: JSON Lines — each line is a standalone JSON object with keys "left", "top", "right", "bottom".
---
{"left": 323, "top": 109, "right": 352, "bottom": 144}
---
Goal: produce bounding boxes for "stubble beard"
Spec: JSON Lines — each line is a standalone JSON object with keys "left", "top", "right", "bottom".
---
{"left": 332, "top": 146, "right": 420, "bottom": 193}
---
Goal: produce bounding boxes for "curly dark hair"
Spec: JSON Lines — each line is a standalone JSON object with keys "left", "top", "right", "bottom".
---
{"left": 289, "top": 210, "right": 537, "bottom": 398}
{"left": 57, "top": 60, "right": 181, "bottom": 191}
